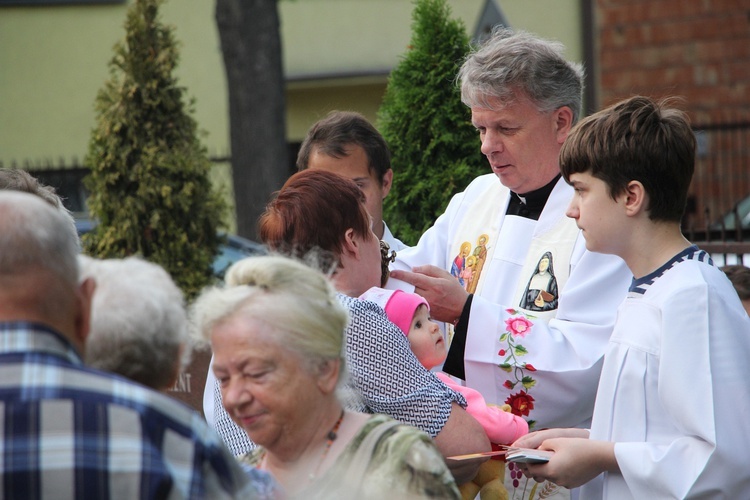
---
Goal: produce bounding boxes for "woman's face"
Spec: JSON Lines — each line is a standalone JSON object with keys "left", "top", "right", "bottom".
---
{"left": 211, "top": 309, "right": 323, "bottom": 451}
{"left": 538, "top": 257, "right": 550, "bottom": 273}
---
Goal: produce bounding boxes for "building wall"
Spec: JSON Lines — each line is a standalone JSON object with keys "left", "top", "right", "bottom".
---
{"left": 1, "top": 0, "right": 582, "bottom": 231}
{"left": 596, "top": 0, "right": 749, "bottom": 117}
{"left": 595, "top": 0, "right": 750, "bottom": 228}
{"left": 1, "top": 0, "right": 581, "bottom": 164}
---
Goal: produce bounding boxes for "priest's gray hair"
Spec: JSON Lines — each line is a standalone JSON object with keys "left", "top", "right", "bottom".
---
{"left": 459, "top": 27, "right": 585, "bottom": 124}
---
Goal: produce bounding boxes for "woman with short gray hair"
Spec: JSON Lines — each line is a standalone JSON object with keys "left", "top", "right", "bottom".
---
{"left": 80, "top": 255, "right": 190, "bottom": 391}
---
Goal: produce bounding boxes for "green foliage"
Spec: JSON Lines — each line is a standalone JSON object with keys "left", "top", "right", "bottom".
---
{"left": 83, "top": 0, "right": 226, "bottom": 301}
{"left": 378, "top": 0, "right": 486, "bottom": 246}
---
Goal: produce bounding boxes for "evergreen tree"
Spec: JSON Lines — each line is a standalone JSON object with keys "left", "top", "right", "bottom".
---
{"left": 84, "top": 0, "right": 226, "bottom": 300}
{"left": 378, "top": 0, "right": 486, "bottom": 246}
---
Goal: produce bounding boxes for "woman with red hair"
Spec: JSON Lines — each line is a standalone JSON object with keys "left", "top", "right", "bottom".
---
{"left": 208, "top": 169, "right": 489, "bottom": 486}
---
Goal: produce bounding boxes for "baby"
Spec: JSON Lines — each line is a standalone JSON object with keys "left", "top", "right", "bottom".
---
{"left": 360, "top": 287, "right": 529, "bottom": 445}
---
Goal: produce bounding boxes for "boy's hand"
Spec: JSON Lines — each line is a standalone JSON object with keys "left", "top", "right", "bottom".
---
{"left": 521, "top": 438, "right": 617, "bottom": 489}
{"left": 512, "top": 427, "right": 589, "bottom": 449}
{"left": 389, "top": 265, "right": 468, "bottom": 323}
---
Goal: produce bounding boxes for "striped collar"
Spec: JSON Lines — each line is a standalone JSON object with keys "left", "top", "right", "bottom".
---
{"left": 629, "top": 245, "right": 713, "bottom": 296}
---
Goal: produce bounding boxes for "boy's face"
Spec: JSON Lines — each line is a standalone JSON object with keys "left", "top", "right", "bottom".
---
{"left": 307, "top": 144, "right": 392, "bottom": 239}
{"left": 408, "top": 305, "right": 446, "bottom": 370}
{"left": 566, "top": 172, "right": 626, "bottom": 255}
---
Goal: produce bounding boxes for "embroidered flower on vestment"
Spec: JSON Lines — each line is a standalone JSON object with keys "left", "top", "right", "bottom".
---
{"left": 505, "top": 316, "right": 533, "bottom": 338}
{"left": 505, "top": 390, "right": 535, "bottom": 417}
{"left": 498, "top": 308, "right": 537, "bottom": 427}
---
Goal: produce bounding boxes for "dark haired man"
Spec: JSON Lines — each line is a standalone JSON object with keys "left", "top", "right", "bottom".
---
{"left": 297, "top": 110, "right": 406, "bottom": 251}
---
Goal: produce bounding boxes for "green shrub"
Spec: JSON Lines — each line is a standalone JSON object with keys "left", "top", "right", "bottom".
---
{"left": 83, "top": 0, "right": 226, "bottom": 301}
{"left": 378, "top": 0, "right": 486, "bottom": 246}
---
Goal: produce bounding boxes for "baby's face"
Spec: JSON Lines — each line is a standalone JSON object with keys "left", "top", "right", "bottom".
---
{"left": 408, "top": 305, "right": 447, "bottom": 370}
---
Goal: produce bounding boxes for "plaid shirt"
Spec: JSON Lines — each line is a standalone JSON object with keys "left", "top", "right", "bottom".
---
{"left": 0, "top": 321, "right": 264, "bottom": 499}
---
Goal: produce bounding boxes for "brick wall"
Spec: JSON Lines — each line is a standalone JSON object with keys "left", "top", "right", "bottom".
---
{"left": 596, "top": 0, "right": 750, "bottom": 115}
{"left": 595, "top": 0, "right": 750, "bottom": 228}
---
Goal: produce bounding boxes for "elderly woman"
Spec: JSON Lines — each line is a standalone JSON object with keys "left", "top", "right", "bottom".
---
{"left": 79, "top": 255, "right": 190, "bottom": 391}
{"left": 192, "top": 255, "right": 459, "bottom": 498}
{"left": 207, "top": 170, "right": 489, "bottom": 483}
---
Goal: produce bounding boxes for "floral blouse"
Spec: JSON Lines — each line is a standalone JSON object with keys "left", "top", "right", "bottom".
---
{"left": 239, "top": 414, "right": 460, "bottom": 499}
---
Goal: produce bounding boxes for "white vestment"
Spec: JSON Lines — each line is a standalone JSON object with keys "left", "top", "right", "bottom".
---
{"left": 390, "top": 174, "right": 631, "bottom": 499}
{"left": 391, "top": 173, "right": 631, "bottom": 429}
{"left": 581, "top": 255, "right": 750, "bottom": 499}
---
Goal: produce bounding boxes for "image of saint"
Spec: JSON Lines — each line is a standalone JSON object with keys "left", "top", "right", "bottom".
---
{"left": 461, "top": 255, "right": 477, "bottom": 292}
{"left": 451, "top": 241, "right": 472, "bottom": 287}
{"left": 467, "top": 234, "right": 489, "bottom": 294}
{"left": 519, "top": 251, "right": 559, "bottom": 312}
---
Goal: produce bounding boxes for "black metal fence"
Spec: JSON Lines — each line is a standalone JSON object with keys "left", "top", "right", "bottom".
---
{"left": 4, "top": 119, "right": 750, "bottom": 265}
{"left": 685, "top": 119, "right": 750, "bottom": 228}
{"left": 686, "top": 228, "right": 750, "bottom": 266}
{"left": 684, "top": 119, "right": 750, "bottom": 266}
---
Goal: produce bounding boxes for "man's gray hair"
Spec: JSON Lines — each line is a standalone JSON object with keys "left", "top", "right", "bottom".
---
{"left": 79, "top": 255, "right": 190, "bottom": 391}
{"left": 458, "top": 27, "right": 585, "bottom": 123}
{"left": 0, "top": 191, "right": 79, "bottom": 286}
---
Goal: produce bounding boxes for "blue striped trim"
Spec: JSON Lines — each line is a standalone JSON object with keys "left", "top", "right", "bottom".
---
{"left": 629, "top": 245, "right": 713, "bottom": 296}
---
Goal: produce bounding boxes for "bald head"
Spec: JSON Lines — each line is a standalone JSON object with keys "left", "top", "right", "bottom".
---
{"left": 0, "top": 168, "right": 80, "bottom": 251}
{"left": 0, "top": 191, "right": 79, "bottom": 284}
{"left": 0, "top": 191, "right": 89, "bottom": 348}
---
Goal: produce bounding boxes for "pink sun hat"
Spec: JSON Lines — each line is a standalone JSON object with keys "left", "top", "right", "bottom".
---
{"left": 359, "top": 287, "right": 429, "bottom": 336}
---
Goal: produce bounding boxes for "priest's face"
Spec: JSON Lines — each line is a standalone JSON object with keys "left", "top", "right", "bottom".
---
{"left": 472, "top": 92, "right": 572, "bottom": 195}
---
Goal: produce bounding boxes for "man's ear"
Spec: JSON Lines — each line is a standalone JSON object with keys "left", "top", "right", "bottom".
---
{"left": 75, "top": 277, "right": 96, "bottom": 346}
{"left": 623, "top": 180, "right": 647, "bottom": 217}
{"left": 381, "top": 169, "right": 393, "bottom": 199}
{"left": 554, "top": 106, "right": 575, "bottom": 144}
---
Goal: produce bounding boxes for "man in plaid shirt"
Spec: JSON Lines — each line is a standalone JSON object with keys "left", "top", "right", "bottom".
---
{"left": 0, "top": 190, "right": 269, "bottom": 499}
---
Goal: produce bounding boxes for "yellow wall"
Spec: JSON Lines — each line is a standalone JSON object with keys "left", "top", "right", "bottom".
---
{"left": 0, "top": 0, "right": 581, "bottom": 167}
{"left": 0, "top": 4, "right": 125, "bottom": 167}
{"left": 502, "top": 0, "right": 582, "bottom": 61}
{"left": 287, "top": 78, "right": 387, "bottom": 140}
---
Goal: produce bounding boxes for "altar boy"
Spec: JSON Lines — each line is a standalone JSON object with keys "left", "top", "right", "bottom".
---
{"left": 514, "top": 95, "right": 750, "bottom": 498}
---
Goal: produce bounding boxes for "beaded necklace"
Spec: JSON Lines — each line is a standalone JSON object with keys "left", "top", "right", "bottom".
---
{"left": 309, "top": 409, "right": 345, "bottom": 481}
{"left": 258, "top": 409, "right": 346, "bottom": 483}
